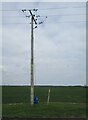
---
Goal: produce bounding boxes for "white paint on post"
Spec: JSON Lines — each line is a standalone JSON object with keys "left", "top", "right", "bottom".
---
{"left": 47, "top": 89, "right": 51, "bottom": 104}
{"left": 30, "top": 86, "right": 34, "bottom": 106}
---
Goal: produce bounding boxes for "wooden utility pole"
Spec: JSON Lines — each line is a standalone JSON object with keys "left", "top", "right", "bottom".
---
{"left": 22, "top": 9, "right": 38, "bottom": 106}
{"left": 22, "top": 9, "right": 46, "bottom": 106}
{"left": 30, "top": 15, "right": 34, "bottom": 106}
{"left": 29, "top": 10, "right": 37, "bottom": 106}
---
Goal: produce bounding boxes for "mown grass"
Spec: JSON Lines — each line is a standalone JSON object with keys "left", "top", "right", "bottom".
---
{"left": 2, "top": 86, "right": 87, "bottom": 118}
{"left": 3, "top": 102, "right": 86, "bottom": 118}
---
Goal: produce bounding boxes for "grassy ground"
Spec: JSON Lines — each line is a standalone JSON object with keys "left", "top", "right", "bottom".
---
{"left": 2, "top": 86, "right": 87, "bottom": 118}
{"left": 3, "top": 102, "right": 86, "bottom": 118}
{"left": 2, "top": 86, "right": 86, "bottom": 103}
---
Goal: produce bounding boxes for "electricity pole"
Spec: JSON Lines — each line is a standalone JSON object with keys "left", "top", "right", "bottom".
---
{"left": 22, "top": 9, "right": 37, "bottom": 106}
{"left": 30, "top": 15, "right": 34, "bottom": 106}
{"left": 29, "top": 10, "right": 37, "bottom": 106}
{"left": 22, "top": 9, "right": 47, "bottom": 106}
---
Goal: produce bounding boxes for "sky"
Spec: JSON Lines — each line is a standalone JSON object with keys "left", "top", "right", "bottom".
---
{"left": 1, "top": 0, "right": 87, "bottom": 2}
{"left": 1, "top": 2, "right": 86, "bottom": 86}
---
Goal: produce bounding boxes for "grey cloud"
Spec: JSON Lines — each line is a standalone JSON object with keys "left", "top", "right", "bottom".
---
{"left": 2, "top": 2, "right": 86, "bottom": 86}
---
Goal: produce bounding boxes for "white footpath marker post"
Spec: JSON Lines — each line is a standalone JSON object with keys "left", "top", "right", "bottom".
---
{"left": 47, "top": 89, "right": 51, "bottom": 104}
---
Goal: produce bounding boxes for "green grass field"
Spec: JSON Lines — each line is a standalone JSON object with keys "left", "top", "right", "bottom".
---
{"left": 2, "top": 86, "right": 87, "bottom": 118}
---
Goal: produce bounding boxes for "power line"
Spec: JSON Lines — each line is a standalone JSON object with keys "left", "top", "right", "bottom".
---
{"left": 0, "top": 6, "right": 86, "bottom": 11}
{"left": 37, "top": 6, "right": 86, "bottom": 10}
{"left": 1, "top": 21, "right": 87, "bottom": 24}
{"left": 1, "top": 13, "right": 86, "bottom": 18}
{"left": 43, "top": 13, "right": 86, "bottom": 17}
{"left": 45, "top": 11, "right": 85, "bottom": 21}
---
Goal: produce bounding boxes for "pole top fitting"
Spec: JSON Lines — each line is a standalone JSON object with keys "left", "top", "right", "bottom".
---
{"left": 22, "top": 9, "right": 26, "bottom": 12}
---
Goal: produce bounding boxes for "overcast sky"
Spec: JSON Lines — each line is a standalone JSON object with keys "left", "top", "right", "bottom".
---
{"left": 1, "top": 2, "right": 86, "bottom": 86}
